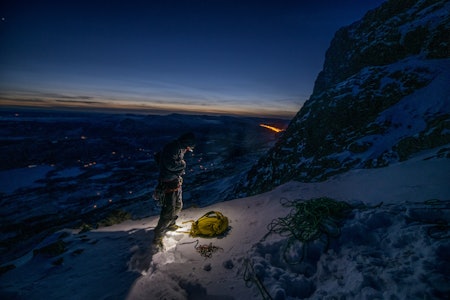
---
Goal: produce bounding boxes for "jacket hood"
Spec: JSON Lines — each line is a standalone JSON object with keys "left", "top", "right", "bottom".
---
{"left": 178, "top": 132, "right": 196, "bottom": 148}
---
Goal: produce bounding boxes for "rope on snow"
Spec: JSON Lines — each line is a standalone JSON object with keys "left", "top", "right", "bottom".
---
{"left": 265, "top": 197, "right": 353, "bottom": 264}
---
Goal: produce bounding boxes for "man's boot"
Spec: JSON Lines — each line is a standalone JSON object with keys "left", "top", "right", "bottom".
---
{"left": 167, "top": 224, "right": 181, "bottom": 231}
{"left": 152, "top": 237, "right": 164, "bottom": 254}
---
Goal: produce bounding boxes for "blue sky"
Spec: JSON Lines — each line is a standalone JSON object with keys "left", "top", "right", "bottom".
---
{"left": 0, "top": 0, "right": 386, "bottom": 118}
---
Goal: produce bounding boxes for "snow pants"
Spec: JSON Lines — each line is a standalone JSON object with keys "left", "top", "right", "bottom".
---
{"left": 153, "top": 187, "right": 183, "bottom": 241}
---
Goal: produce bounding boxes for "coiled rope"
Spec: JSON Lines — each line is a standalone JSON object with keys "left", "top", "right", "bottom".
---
{"left": 180, "top": 239, "right": 223, "bottom": 258}
{"left": 196, "top": 242, "right": 223, "bottom": 258}
{"left": 242, "top": 197, "right": 352, "bottom": 298}
{"left": 266, "top": 197, "right": 352, "bottom": 264}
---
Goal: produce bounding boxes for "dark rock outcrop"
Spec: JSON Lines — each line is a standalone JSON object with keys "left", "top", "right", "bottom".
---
{"left": 235, "top": 0, "right": 450, "bottom": 197}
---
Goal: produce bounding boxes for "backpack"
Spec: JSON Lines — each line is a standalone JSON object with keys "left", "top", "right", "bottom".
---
{"left": 188, "top": 211, "right": 229, "bottom": 238}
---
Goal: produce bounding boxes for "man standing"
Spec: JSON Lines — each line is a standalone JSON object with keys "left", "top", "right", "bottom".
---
{"left": 152, "top": 132, "right": 196, "bottom": 253}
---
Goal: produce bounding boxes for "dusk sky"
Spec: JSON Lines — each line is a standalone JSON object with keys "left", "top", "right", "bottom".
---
{"left": 0, "top": 0, "right": 386, "bottom": 118}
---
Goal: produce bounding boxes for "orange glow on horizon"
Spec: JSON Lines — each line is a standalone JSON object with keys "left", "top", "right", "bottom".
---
{"left": 0, "top": 97, "right": 296, "bottom": 119}
{"left": 259, "top": 123, "right": 284, "bottom": 133}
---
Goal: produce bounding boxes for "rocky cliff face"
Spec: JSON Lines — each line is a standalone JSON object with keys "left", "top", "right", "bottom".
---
{"left": 235, "top": 0, "right": 450, "bottom": 197}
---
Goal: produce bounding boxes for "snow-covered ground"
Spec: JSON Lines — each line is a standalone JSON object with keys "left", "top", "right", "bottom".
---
{"left": 1, "top": 146, "right": 449, "bottom": 299}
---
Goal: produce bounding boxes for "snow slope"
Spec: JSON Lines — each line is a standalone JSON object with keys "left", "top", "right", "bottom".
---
{"left": 1, "top": 146, "right": 449, "bottom": 299}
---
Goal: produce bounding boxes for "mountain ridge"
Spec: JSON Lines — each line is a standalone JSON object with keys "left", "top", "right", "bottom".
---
{"left": 234, "top": 0, "right": 450, "bottom": 197}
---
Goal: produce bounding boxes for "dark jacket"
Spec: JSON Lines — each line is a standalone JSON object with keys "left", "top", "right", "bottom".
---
{"left": 159, "top": 140, "right": 187, "bottom": 182}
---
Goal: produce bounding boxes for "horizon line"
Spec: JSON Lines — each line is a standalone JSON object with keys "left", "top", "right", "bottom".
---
{"left": 0, "top": 102, "right": 296, "bottom": 120}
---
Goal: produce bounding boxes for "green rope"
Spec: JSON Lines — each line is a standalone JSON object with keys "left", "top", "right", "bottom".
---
{"left": 243, "top": 197, "right": 375, "bottom": 294}
{"left": 266, "top": 197, "right": 352, "bottom": 264}
{"left": 267, "top": 197, "right": 351, "bottom": 243}
{"left": 424, "top": 198, "right": 444, "bottom": 206}
{"left": 243, "top": 258, "right": 273, "bottom": 300}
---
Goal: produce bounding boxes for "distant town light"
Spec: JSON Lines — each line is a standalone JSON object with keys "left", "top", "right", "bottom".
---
{"left": 259, "top": 124, "right": 284, "bottom": 133}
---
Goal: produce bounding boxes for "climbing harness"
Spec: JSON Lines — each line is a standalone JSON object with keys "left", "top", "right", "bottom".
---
{"left": 152, "top": 177, "right": 183, "bottom": 206}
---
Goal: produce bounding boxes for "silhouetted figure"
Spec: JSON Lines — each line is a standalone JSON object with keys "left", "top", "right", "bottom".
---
{"left": 152, "top": 132, "right": 195, "bottom": 252}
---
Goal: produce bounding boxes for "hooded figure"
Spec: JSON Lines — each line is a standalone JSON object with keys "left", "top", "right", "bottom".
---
{"left": 152, "top": 132, "right": 196, "bottom": 252}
